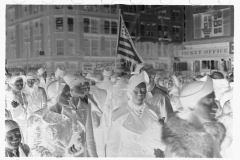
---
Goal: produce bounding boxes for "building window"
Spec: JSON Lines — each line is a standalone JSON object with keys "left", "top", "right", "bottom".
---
{"left": 158, "top": 25, "right": 162, "bottom": 37}
{"left": 111, "top": 22, "right": 117, "bottom": 34}
{"left": 84, "top": 18, "right": 99, "bottom": 34}
{"left": 24, "top": 42, "right": 31, "bottom": 58}
{"left": 104, "top": 5, "right": 117, "bottom": 14}
{"left": 55, "top": 5, "right": 63, "bottom": 9}
{"left": 68, "top": 5, "right": 73, "bottom": 10}
{"left": 83, "top": 5, "right": 91, "bottom": 12}
{"left": 68, "top": 39, "right": 75, "bottom": 55}
{"left": 84, "top": 18, "right": 90, "bottom": 33}
{"left": 34, "top": 40, "right": 42, "bottom": 56}
{"left": 47, "top": 17, "right": 50, "bottom": 34}
{"left": 9, "top": 28, "right": 16, "bottom": 40}
{"left": 125, "top": 21, "right": 129, "bottom": 29}
{"left": 104, "top": 21, "right": 110, "bottom": 34}
{"left": 146, "top": 24, "right": 153, "bottom": 37}
{"left": 33, "top": 6, "right": 39, "bottom": 14}
{"left": 91, "top": 39, "right": 99, "bottom": 56}
{"left": 24, "top": 24, "right": 30, "bottom": 38}
{"left": 163, "top": 25, "right": 168, "bottom": 38}
{"left": 172, "top": 26, "right": 180, "bottom": 39}
{"left": 56, "top": 40, "right": 64, "bottom": 55}
{"left": 125, "top": 6, "right": 137, "bottom": 13}
{"left": 111, "top": 5, "right": 117, "bottom": 14}
{"left": 84, "top": 39, "right": 90, "bottom": 56}
{"left": 23, "top": 6, "right": 29, "bottom": 17}
{"left": 11, "top": 44, "right": 16, "bottom": 59}
{"left": 141, "top": 24, "right": 145, "bottom": 36}
{"left": 201, "top": 60, "right": 218, "bottom": 70}
{"left": 103, "top": 5, "right": 110, "bottom": 13}
{"left": 158, "top": 10, "right": 167, "bottom": 16}
{"left": 34, "top": 20, "right": 41, "bottom": 36}
{"left": 68, "top": 18, "right": 74, "bottom": 32}
{"left": 56, "top": 18, "right": 63, "bottom": 32}
{"left": 9, "top": 9, "right": 15, "bottom": 21}
{"left": 83, "top": 5, "right": 98, "bottom": 12}
{"left": 104, "top": 40, "right": 110, "bottom": 56}
{"left": 111, "top": 40, "right": 117, "bottom": 56}
{"left": 172, "top": 10, "right": 180, "bottom": 21}
{"left": 91, "top": 19, "right": 98, "bottom": 33}
{"left": 91, "top": 5, "right": 98, "bottom": 12}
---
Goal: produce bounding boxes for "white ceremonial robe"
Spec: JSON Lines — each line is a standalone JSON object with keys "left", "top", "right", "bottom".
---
{"left": 106, "top": 102, "right": 165, "bottom": 157}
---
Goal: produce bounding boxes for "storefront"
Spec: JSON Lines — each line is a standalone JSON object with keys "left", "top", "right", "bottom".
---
{"left": 176, "top": 42, "right": 233, "bottom": 77}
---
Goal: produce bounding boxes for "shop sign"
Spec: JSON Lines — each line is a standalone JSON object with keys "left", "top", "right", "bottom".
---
{"left": 179, "top": 47, "right": 229, "bottom": 57}
{"left": 82, "top": 61, "right": 116, "bottom": 74}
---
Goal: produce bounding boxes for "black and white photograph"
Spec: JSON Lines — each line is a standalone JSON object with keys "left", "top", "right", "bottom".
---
{"left": 5, "top": 3, "right": 234, "bottom": 159}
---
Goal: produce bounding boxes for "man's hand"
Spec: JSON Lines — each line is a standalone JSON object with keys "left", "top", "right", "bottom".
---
{"left": 154, "top": 148, "right": 164, "bottom": 157}
{"left": 11, "top": 101, "right": 19, "bottom": 108}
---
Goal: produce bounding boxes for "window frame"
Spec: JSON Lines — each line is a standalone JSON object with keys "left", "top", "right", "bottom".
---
{"left": 56, "top": 39, "right": 64, "bottom": 55}
{"left": 56, "top": 17, "right": 64, "bottom": 32}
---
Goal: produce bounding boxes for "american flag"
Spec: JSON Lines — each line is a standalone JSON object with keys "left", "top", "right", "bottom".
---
{"left": 116, "top": 14, "right": 144, "bottom": 65}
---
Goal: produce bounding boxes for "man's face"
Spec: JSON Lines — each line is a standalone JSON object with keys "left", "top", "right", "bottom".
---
{"left": 132, "top": 82, "right": 147, "bottom": 105}
{"left": 5, "top": 128, "right": 22, "bottom": 149}
{"left": 14, "top": 79, "right": 23, "bottom": 91}
{"left": 59, "top": 85, "right": 72, "bottom": 106}
{"left": 194, "top": 92, "right": 218, "bottom": 122}
{"left": 71, "top": 82, "right": 90, "bottom": 97}
{"left": 42, "top": 71, "right": 47, "bottom": 79}
{"left": 27, "top": 79, "right": 36, "bottom": 88}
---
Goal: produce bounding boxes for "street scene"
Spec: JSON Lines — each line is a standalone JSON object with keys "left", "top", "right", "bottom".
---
{"left": 5, "top": 5, "right": 233, "bottom": 158}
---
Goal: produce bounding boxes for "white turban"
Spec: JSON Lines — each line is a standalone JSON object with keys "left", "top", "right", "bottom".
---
{"left": 127, "top": 71, "right": 149, "bottom": 99}
{"left": 179, "top": 76, "right": 213, "bottom": 109}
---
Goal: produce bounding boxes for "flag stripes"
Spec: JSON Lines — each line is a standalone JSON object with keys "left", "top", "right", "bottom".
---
{"left": 116, "top": 14, "right": 144, "bottom": 65}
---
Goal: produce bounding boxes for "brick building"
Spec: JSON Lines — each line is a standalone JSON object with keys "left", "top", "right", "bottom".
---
{"left": 6, "top": 5, "right": 119, "bottom": 74}
{"left": 176, "top": 5, "right": 234, "bottom": 77}
{"left": 121, "top": 5, "right": 185, "bottom": 72}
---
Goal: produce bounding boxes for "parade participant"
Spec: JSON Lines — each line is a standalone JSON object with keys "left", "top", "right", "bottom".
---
{"left": 162, "top": 76, "right": 226, "bottom": 158}
{"left": 96, "top": 66, "right": 114, "bottom": 96}
{"left": 37, "top": 68, "right": 49, "bottom": 92}
{"left": 111, "top": 77, "right": 128, "bottom": 110}
{"left": 63, "top": 74, "right": 98, "bottom": 157}
{"left": 27, "top": 77, "right": 97, "bottom": 157}
{"left": 6, "top": 75, "right": 28, "bottom": 141}
{"left": 106, "top": 71, "right": 165, "bottom": 157}
{"left": 168, "top": 75, "right": 182, "bottom": 112}
{"left": 23, "top": 72, "right": 47, "bottom": 117}
{"left": 5, "top": 120, "right": 31, "bottom": 157}
{"left": 140, "top": 64, "right": 173, "bottom": 122}
{"left": 85, "top": 73, "right": 109, "bottom": 157}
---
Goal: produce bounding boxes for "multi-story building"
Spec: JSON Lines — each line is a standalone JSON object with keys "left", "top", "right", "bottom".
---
{"left": 6, "top": 5, "right": 119, "bottom": 74}
{"left": 176, "top": 5, "right": 234, "bottom": 77}
{"left": 6, "top": 5, "right": 187, "bottom": 75}
{"left": 121, "top": 5, "right": 184, "bottom": 73}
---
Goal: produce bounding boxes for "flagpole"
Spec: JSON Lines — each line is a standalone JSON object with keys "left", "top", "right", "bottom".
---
{"left": 114, "top": 8, "right": 122, "bottom": 74}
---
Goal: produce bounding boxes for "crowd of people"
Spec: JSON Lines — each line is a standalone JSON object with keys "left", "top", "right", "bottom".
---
{"left": 5, "top": 64, "right": 233, "bottom": 158}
